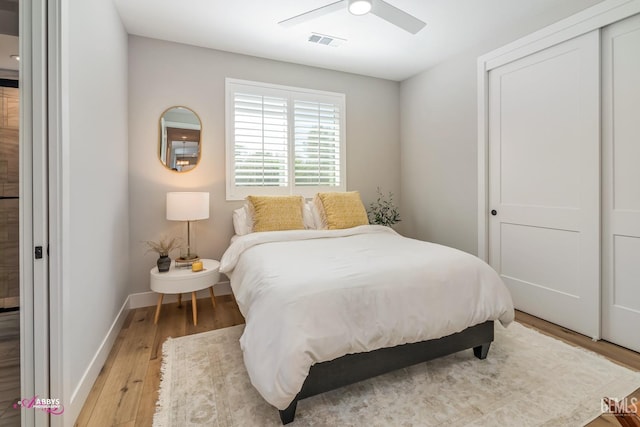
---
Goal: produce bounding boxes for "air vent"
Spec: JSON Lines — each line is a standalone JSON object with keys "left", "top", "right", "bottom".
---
{"left": 308, "top": 32, "right": 346, "bottom": 47}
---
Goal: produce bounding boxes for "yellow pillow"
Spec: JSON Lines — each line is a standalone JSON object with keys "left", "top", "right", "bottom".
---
{"left": 247, "top": 195, "right": 305, "bottom": 232}
{"left": 315, "top": 191, "right": 369, "bottom": 230}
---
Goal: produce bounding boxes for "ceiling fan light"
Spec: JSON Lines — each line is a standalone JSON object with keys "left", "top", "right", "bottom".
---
{"left": 348, "top": 0, "right": 372, "bottom": 16}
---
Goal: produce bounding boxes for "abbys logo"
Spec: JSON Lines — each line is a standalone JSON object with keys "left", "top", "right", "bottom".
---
{"left": 602, "top": 397, "right": 639, "bottom": 420}
{"left": 14, "top": 395, "right": 64, "bottom": 415}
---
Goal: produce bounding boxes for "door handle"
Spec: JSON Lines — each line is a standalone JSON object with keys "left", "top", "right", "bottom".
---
{"left": 491, "top": 210, "right": 497, "bottom": 216}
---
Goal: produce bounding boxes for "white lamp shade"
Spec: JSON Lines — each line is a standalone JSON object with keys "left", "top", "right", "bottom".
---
{"left": 166, "top": 192, "right": 210, "bottom": 221}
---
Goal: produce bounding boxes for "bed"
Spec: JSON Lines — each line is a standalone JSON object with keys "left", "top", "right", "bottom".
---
{"left": 220, "top": 224, "right": 514, "bottom": 424}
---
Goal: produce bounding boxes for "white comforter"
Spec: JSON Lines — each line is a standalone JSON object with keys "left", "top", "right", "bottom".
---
{"left": 220, "top": 225, "right": 514, "bottom": 410}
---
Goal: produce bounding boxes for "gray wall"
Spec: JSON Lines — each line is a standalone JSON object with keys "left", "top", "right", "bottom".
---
{"left": 399, "top": 0, "right": 602, "bottom": 255}
{"left": 128, "top": 36, "right": 401, "bottom": 294}
{"left": 65, "top": 0, "right": 129, "bottom": 419}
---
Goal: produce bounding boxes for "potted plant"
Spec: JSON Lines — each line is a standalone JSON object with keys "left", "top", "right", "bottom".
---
{"left": 145, "top": 236, "right": 181, "bottom": 272}
{"left": 367, "top": 187, "right": 401, "bottom": 227}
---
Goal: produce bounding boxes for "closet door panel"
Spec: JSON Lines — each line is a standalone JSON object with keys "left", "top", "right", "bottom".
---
{"left": 498, "top": 50, "right": 582, "bottom": 209}
{"left": 612, "top": 236, "right": 640, "bottom": 311}
{"left": 488, "top": 30, "right": 600, "bottom": 338}
{"left": 602, "top": 13, "right": 640, "bottom": 352}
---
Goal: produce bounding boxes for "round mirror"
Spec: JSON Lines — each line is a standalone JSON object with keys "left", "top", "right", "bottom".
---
{"left": 159, "top": 106, "right": 202, "bottom": 172}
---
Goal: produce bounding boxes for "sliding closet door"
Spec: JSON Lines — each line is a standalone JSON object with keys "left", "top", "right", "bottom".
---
{"left": 488, "top": 31, "right": 600, "bottom": 338}
{"left": 602, "top": 14, "right": 640, "bottom": 352}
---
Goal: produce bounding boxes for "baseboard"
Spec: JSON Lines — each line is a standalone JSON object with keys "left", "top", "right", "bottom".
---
{"left": 128, "top": 280, "right": 232, "bottom": 309}
{"left": 66, "top": 295, "right": 131, "bottom": 427}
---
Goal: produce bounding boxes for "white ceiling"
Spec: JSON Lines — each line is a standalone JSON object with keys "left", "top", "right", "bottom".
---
{"left": 0, "top": 1, "right": 605, "bottom": 82}
{"left": 114, "top": 0, "right": 603, "bottom": 81}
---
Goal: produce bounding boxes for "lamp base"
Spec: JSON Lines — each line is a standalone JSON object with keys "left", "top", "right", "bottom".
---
{"left": 176, "top": 254, "right": 199, "bottom": 261}
{"left": 179, "top": 245, "right": 199, "bottom": 261}
{"left": 175, "top": 256, "right": 200, "bottom": 269}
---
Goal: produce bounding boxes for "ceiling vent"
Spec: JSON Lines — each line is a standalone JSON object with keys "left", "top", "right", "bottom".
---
{"left": 308, "top": 32, "right": 346, "bottom": 47}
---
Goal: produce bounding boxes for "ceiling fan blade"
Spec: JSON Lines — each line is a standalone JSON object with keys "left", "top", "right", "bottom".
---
{"left": 278, "top": 0, "right": 346, "bottom": 28}
{"left": 371, "top": 0, "right": 426, "bottom": 34}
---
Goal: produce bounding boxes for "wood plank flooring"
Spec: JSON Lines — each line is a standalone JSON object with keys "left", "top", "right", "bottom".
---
{"left": 75, "top": 301, "right": 640, "bottom": 426}
{"left": 0, "top": 311, "right": 20, "bottom": 427}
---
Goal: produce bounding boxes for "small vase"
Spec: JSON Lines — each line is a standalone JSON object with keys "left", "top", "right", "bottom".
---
{"left": 157, "top": 255, "right": 171, "bottom": 273}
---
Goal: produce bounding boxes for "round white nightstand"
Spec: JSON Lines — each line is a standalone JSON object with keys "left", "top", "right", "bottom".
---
{"left": 150, "top": 259, "right": 221, "bottom": 325}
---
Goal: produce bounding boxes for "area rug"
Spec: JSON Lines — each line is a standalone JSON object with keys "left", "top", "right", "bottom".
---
{"left": 154, "top": 322, "right": 640, "bottom": 426}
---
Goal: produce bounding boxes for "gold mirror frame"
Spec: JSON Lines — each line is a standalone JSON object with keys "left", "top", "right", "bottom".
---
{"left": 158, "top": 106, "right": 202, "bottom": 173}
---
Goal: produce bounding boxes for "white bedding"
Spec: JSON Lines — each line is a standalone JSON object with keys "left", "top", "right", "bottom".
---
{"left": 220, "top": 225, "right": 514, "bottom": 410}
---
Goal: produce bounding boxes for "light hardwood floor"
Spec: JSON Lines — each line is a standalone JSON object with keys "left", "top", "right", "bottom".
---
{"left": 76, "top": 299, "right": 640, "bottom": 427}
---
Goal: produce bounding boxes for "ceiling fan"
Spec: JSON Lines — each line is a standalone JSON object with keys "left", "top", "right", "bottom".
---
{"left": 278, "top": 0, "right": 426, "bottom": 35}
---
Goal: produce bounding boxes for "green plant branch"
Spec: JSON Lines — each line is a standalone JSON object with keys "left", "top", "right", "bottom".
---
{"left": 367, "top": 187, "right": 400, "bottom": 227}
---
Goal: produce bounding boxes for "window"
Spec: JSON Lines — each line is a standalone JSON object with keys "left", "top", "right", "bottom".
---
{"left": 226, "top": 79, "right": 346, "bottom": 200}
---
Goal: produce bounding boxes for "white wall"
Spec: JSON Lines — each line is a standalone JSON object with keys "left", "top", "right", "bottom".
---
{"left": 128, "top": 36, "right": 401, "bottom": 294}
{"left": 399, "top": 0, "right": 602, "bottom": 255}
{"left": 62, "top": 0, "right": 129, "bottom": 422}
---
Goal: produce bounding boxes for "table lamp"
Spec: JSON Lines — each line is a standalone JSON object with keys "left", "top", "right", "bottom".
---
{"left": 166, "top": 192, "right": 209, "bottom": 261}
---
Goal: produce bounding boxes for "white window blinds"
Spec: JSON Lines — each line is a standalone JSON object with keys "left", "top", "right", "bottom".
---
{"left": 294, "top": 100, "right": 341, "bottom": 187}
{"left": 233, "top": 92, "right": 288, "bottom": 187}
{"left": 226, "top": 79, "right": 346, "bottom": 200}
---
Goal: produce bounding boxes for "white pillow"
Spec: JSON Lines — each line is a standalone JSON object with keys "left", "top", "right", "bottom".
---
{"left": 232, "top": 205, "right": 252, "bottom": 236}
{"left": 303, "top": 202, "right": 316, "bottom": 230}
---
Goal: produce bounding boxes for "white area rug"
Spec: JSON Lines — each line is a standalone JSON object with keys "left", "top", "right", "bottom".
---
{"left": 154, "top": 322, "right": 640, "bottom": 426}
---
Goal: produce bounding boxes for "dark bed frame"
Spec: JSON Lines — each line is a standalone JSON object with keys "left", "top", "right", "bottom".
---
{"left": 278, "top": 320, "right": 494, "bottom": 424}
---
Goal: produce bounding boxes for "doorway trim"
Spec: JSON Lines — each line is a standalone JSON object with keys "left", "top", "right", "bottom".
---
{"left": 20, "top": 0, "right": 53, "bottom": 425}
{"left": 19, "top": 0, "right": 35, "bottom": 425}
{"left": 46, "top": 0, "right": 65, "bottom": 423}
